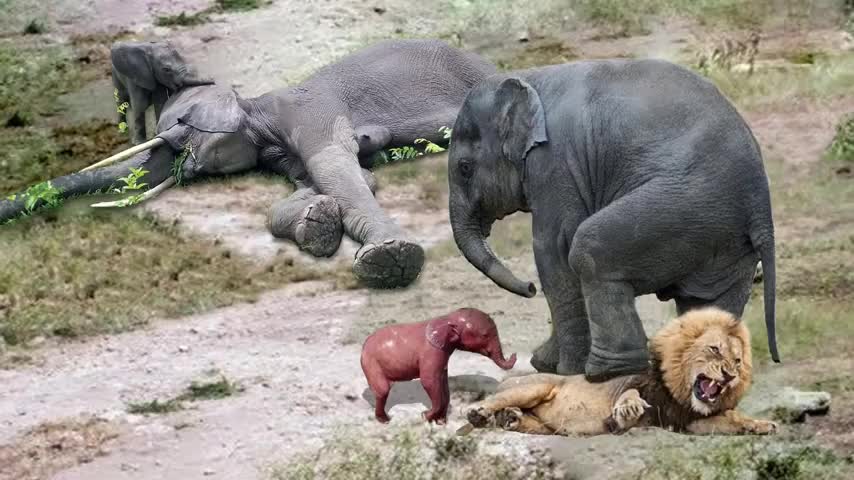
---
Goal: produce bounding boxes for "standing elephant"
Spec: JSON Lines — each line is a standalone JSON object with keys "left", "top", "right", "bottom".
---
{"left": 446, "top": 59, "right": 778, "bottom": 380}
{"left": 1, "top": 39, "right": 496, "bottom": 289}
{"left": 111, "top": 41, "right": 214, "bottom": 145}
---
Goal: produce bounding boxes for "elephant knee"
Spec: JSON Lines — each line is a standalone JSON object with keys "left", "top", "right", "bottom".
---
{"left": 568, "top": 228, "right": 602, "bottom": 281}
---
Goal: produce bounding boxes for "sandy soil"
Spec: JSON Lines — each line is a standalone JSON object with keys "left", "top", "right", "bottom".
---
{"left": 1, "top": 1, "right": 850, "bottom": 479}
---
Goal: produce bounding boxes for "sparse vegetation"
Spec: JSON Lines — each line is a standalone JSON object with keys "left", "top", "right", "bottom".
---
{"left": 0, "top": 212, "right": 330, "bottom": 346}
{"left": 827, "top": 113, "right": 854, "bottom": 163}
{"left": 23, "top": 19, "right": 46, "bottom": 35}
{"left": 636, "top": 440, "right": 852, "bottom": 480}
{"left": 155, "top": 0, "right": 268, "bottom": 28}
{"left": 271, "top": 427, "right": 562, "bottom": 480}
{"left": 127, "top": 375, "right": 242, "bottom": 414}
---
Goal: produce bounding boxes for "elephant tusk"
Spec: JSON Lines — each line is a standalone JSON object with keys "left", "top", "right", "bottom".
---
{"left": 90, "top": 177, "right": 177, "bottom": 208}
{"left": 80, "top": 137, "right": 166, "bottom": 172}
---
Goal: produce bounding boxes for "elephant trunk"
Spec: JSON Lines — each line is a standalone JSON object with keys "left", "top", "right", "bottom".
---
{"left": 485, "top": 339, "right": 517, "bottom": 370}
{"left": 0, "top": 146, "right": 174, "bottom": 223}
{"left": 450, "top": 200, "right": 536, "bottom": 298}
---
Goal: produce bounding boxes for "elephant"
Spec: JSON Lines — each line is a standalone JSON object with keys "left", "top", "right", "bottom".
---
{"left": 1, "top": 39, "right": 496, "bottom": 289}
{"left": 446, "top": 59, "right": 778, "bottom": 381}
{"left": 111, "top": 41, "right": 214, "bottom": 145}
{"left": 361, "top": 307, "right": 517, "bottom": 424}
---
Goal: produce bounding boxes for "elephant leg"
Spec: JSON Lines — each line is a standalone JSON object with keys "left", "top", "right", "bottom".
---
{"left": 303, "top": 124, "right": 424, "bottom": 288}
{"left": 151, "top": 86, "right": 169, "bottom": 123}
{"left": 355, "top": 125, "right": 392, "bottom": 169}
{"left": 128, "top": 86, "right": 151, "bottom": 145}
{"left": 531, "top": 212, "right": 589, "bottom": 375}
{"left": 267, "top": 186, "right": 343, "bottom": 258}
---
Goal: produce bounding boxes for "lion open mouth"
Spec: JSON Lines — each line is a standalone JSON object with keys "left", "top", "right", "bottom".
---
{"left": 693, "top": 374, "right": 725, "bottom": 404}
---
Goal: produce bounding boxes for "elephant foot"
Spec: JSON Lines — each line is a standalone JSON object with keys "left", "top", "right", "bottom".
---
{"left": 584, "top": 348, "right": 649, "bottom": 383}
{"left": 353, "top": 239, "right": 425, "bottom": 289}
{"left": 268, "top": 195, "right": 343, "bottom": 258}
{"left": 531, "top": 337, "right": 559, "bottom": 374}
{"left": 293, "top": 196, "right": 343, "bottom": 257}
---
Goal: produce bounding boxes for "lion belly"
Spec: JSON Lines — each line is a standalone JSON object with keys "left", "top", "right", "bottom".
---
{"left": 532, "top": 376, "right": 626, "bottom": 435}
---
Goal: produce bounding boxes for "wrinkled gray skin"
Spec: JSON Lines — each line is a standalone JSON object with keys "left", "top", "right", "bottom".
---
{"left": 1, "top": 39, "right": 495, "bottom": 289}
{"left": 447, "top": 59, "right": 778, "bottom": 381}
{"left": 111, "top": 41, "right": 214, "bottom": 145}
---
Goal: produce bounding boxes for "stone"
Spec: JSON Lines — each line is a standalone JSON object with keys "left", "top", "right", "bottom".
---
{"left": 762, "top": 387, "right": 831, "bottom": 423}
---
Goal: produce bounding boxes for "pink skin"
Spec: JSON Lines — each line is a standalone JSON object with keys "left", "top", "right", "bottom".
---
{"left": 360, "top": 308, "right": 517, "bottom": 424}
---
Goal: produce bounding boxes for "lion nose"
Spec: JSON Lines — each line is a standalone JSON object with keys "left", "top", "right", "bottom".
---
{"left": 722, "top": 370, "right": 735, "bottom": 384}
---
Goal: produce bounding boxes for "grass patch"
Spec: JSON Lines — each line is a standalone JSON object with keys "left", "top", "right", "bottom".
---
{"left": 495, "top": 40, "right": 578, "bottom": 70}
{"left": 636, "top": 439, "right": 852, "bottom": 480}
{"left": 702, "top": 52, "right": 854, "bottom": 109}
{"left": 0, "top": 120, "right": 129, "bottom": 195}
{"left": 0, "top": 211, "right": 329, "bottom": 346}
{"left": 23, "top": 19, "right": 47, "bottom": 35}
{"left": 271, "top": 427, "right": 562, "bottom": 480}
{"left": 127, "top": 374, "right": 241, "bottom": 414}
{"left": 155, "top": 12, "right": 210, "bottom": 27}
{"left": 155, "top": 0, "right": 268, "bottom": 28}
{"left": 827, "top": 113, "right": 854, "bottom": 163}
{"left": 127, "top": 398, "right": 184, "bottom": 414}
{"left": 0, "top": 43, "right": 84, "bottom": 127}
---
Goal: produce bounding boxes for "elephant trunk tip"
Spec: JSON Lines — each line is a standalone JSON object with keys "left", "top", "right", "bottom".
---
{"left": 500, "top": 353, "right": 518, "bottom": 370}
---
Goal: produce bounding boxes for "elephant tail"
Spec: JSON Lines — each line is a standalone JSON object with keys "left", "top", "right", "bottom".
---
{"left": 749, "top": 205, "right": 779, "bottom": 364}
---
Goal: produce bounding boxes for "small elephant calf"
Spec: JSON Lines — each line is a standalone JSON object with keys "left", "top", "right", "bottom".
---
{"left": 360, "top": 308, "right": 516, "bottom": 424}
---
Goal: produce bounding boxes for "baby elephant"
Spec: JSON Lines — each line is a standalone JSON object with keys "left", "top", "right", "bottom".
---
{"left": 361, "top": 308, "right": 516, "bottom": 424}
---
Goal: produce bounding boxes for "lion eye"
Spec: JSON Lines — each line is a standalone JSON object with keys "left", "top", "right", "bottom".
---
{"left": 709, "top": 346, "right": 721, "bottom": 355}
{"left": 735, "top": 358, "right": 742, "bottom": 365}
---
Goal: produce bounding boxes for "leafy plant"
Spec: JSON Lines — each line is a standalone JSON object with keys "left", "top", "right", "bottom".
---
{"left": 125, "top": 375, "right": 241, "bottom": 415}
{"left": 107, "top": 167, "right": 149, "bottom": 207}
{"left": 387, "top": 127, "right": 452, "bottom": 162}
{"left": 7, "top": 181, "right": 62, "bottom": 214}
{"left": 155, "top": 11, "right": 211, "bottom": 27}
{"left": 113, "top": 89, "right": 130, "bottom": 133}
{"left": 172, "top": 145, "right": 192, "bottom": 185}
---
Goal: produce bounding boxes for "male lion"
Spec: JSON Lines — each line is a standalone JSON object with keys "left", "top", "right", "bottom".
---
{"left": 464, "top": 307, "right": 777, "bottom": 436}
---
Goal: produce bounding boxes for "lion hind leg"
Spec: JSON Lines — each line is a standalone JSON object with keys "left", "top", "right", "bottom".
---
{"left": 497, "top": 373, "right": 570, "bottom": 392}
{"left": 496, "top": 407, "right": 555, "bottom": 435}
{"left": 686, "top": 410, "right": 777, "bottom": 435}
{"left": 467, "top": 383, "right": 558, "bottom": 429}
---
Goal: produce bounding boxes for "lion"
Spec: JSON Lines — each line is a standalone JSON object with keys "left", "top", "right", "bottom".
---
{"left": 462, "top": 307, "right": 777, "bottom": 436}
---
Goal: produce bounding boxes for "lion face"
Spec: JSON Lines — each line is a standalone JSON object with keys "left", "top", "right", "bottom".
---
{"left": 651, "top": 307, "right": 752, "bottom": 416}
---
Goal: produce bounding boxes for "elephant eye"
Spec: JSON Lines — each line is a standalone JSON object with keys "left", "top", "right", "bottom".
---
{"left": 459, "top": 160, "right": 473, "bottom": 178}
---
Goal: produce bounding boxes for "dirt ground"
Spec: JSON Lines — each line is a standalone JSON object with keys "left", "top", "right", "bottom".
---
{"left": 1, "top": 1, "right": 853, "bottom": 479}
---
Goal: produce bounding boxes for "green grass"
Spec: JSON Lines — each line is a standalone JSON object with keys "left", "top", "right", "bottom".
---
{"left": 636, "top": 439, "right": 852, "bottom": 480}
{"left": 155, "top": 11, "right": 211, "bottom": 27}
{"left": 704, "top": 52, "right": 854, "bottom": 110}
{"left": 0, "top": 211, "right": 330, "bottom": 346}
{"left": 0, "top": 120, "right": 129, "bottom": 195}
{"left": 126, "top": 375, "right": 241, "bottom": 414}
{"left": 270, "top": 427, "right": 562, "bottom": 480}
{"left": 827, "top": 113, "right": 854, "bottom": 163}
{"left": 0, "top": 43, "right": 83, "bottom": 128}
{"left": 154, "top": 0, "right": 267, "bottom": 27}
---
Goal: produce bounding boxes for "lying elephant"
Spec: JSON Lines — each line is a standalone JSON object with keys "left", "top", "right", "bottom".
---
{"left": 112, "top": 41, "right": 214, "bottom": 145}
{"left": 446, "top": 59, "right": 778, "bottom": 380}
{"left": 0, "top": 39, "right": 496, "bottom": 289}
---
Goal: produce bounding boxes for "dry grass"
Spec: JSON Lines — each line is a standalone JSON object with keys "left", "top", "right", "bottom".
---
{"left": 0, "top": 210, "right": 329, "bottom": 346}
{"left": 270, "top": 426, "right": 563, "bottom": 480}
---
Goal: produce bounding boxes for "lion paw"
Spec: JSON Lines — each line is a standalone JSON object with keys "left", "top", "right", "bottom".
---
{"left": 466, "top": 406, "right": 494, "bottom": 428}
{"left": 613, "top": 390, "right": 651, "bottom": 430}
{"left": 495, "top": 407, "right": 523, "bottom": 431}
{"left": 743, "top": 418, "right": 777, "bottom": 435}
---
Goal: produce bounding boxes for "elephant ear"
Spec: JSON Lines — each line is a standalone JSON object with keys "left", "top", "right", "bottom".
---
{"left": 426, "top": 318, "right": 461, "bottom": 351}
{"left": 111, "top": 42, "right": 156, "bottom": 90}
{"left": 157, "top": 86, "right": 246, "bottom": 135}
{"left": 495, "top": 78, "right": 548, "bottom": 169}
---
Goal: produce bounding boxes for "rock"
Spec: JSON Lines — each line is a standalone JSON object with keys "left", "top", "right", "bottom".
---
{"left": 373, "top": 6, "right": 386, "bottom": 14}
{"left": 203, "top": 468, "right": 216, "bottom": 476}
{"left": 761, "top": 387, "right": 831, "bottom": 423}
{"left": 178, "top": 345, "right": 190, "bottom": 353}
